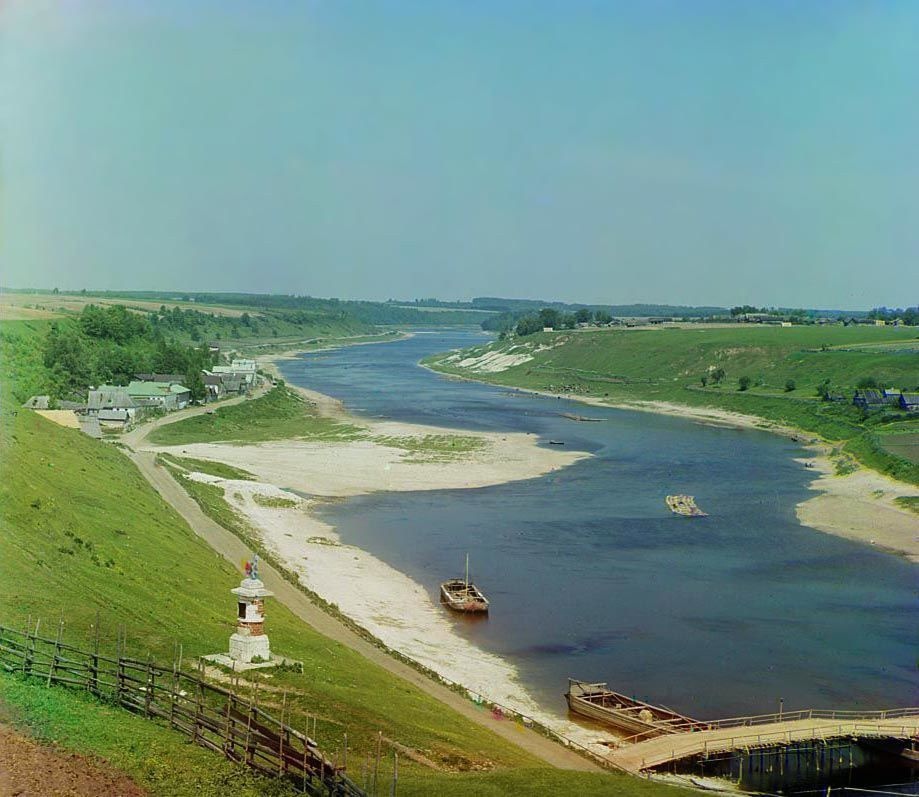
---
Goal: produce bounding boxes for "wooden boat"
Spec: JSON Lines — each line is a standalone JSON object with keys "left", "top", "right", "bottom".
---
{"left": 565, "top": 679, "right": 704, "bottom": 737}
{"left": 666, "top": 494, "right": 707, "bottom": 517}
{"left": 548, "top": 440, "right": 565, "bottom": 445}
{"left": 440, "top": 555, "right": 489, "bottom": 614}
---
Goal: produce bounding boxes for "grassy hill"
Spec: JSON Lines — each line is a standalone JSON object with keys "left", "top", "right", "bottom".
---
{"left": 425, "top": 324, "right": 919, "bottom": 485}
{"left": 0, "top": 320, "right": 686, "bottom": 796}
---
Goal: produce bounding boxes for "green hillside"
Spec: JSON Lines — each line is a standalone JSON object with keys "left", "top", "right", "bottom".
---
{"left": 426, "top": 324, "right": 919, "bottom": 484}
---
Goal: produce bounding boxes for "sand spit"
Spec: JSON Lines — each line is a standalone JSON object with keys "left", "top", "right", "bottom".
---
{"left": 185, "top": 472, "right": 608, "bottom": 751}
{"left": 156, "top": 429, "right": 583, "bottom": 498}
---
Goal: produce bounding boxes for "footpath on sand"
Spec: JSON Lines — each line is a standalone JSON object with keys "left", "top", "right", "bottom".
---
{"left": 122, "top": 394, "right": 601, "bottom": 773}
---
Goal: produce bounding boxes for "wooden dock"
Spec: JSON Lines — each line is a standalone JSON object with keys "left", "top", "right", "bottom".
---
{"left": 601, "top": 708, "right": 919, "bottom": 774}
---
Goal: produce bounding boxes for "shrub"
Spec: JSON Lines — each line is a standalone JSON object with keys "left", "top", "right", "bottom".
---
{"left": 785, "top": 379, "right": 796, "bottom": 392}
{"left": 738, "top": 375, "right": 751, "bottom": 391}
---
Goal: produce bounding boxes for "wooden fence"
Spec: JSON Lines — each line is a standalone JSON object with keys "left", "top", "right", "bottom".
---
{"left": 0, "top": 621, "right": 365, "bottom": 797}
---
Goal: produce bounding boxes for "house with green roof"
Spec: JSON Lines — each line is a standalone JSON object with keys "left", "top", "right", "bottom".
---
{"left": 125, "top": 380, "right": 191, "bottom": 411}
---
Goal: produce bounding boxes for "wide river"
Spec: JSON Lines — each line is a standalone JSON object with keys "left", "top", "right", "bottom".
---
{"left": 280, "top": 329, "right": 917, "bottom": 721}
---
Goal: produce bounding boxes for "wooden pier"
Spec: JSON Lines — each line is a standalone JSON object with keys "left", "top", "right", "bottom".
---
{"left": 600, "top": 707, "right": 919, "bottom": 774}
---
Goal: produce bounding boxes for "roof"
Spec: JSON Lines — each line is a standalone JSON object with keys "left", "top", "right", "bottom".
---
{"left": 169, "top": 383, "right": 190, "bottom": 394}
{"left": 87, "top": 387, "right": 138, "bottom": 410}
{"left": 900, "top": 393, "right": 919, "bottom": 406}
{"left": 98, "top": 409, "right": 130, "bottom": 421}
{"left": 57, "top": 400, "right": 87, "bottom": 411}
{"left": 854, "top": 389, "right": 884, "bottom": 403}
{"left": 202, "top": 372, "right": 223, "bottom": 386}
{"left": 126, "top": 381, "right": 174, "bottom": 397}
{"left": 23, "top": 395, "right": 50, "bottom": 409}
{"left": 134, "top": 373, "right": 184, "bottom": 383}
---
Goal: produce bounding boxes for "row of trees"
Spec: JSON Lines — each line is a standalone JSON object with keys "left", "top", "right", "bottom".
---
{"left": 867, "top": 306, "right": 919, "bottom": 326}
{"left": 43, "top": 305, "right": 219, "bottom": 400}
{"left": 514, "top": 308, "right": 613, "bottom": 337}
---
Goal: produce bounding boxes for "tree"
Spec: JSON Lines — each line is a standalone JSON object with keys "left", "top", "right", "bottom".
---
{"left": 538, "top": 308, "right": 560, "bottom": 330}
{"left": 560, "top": 313, "right": 577, "bottom": 329}
{"left": 856, "top": 376, "right": 878, "bottom": 389}
{"left": 515, "top": 315, "right": 543, "bottom": 336}
{"left": 784, "top": 379, "right": 796, "bottom": 392}
{"left": 594, "top": 310, "right": 612, "bottom": 325}
{"left": 738, "top": 375, "right": 751, "bottom": 391}
{"left": 575, "top": 308, "right": 592, "bottom": 324}
{"left": 710, "top": 367, "right": 726, "bottom": 384}
{"left": 700, "top": 374, "right": 708, "bottom": 387}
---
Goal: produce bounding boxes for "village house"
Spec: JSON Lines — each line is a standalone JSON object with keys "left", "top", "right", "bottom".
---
{"left": 134, "top": 373, "right": 185, "bottom": 384}
{"left": 97, "top": 409, "right": 131, "bottom": 431}
{"left": 124, "top": 380, "right": 191, "bottom": 411}
{"left": 882, "top": 388, "right": 902, "bottom": 404}
{"left": 852, "top": 389, "right": 885, "bottom": 410}
{"left": 202, "top": 372, "right": 225, "bottom": 402}
{"left": 899, "top": 392, "right": 919, "bottom": 412}
{"left": 87, "top": 387, "right": 139, "bottom": 418}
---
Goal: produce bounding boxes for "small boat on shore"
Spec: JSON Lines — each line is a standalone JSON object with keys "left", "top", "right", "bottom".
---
{"left": 666, "top": 494, "right": 707, "bottom": 517}
{"left": 440, "top": 555, "right": 489, "bottom": 614}
{"left": 548, "top": 440, "right": 565, "bottom": 445}
{"left": 565, "top": 679, "right": 704, "bottom": 737}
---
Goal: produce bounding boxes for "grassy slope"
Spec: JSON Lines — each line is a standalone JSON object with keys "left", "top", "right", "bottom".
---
{"left": 426, "top": 325, "right": 919, "bottom": 485}
{"left": 148, "top": 386, "right": 364, "bottom": 445}
{"left": 0, "top": 671, "right": 295, "bottom": 797}
{"left": 1, "top": 324, "right": 685, "bottom": 796}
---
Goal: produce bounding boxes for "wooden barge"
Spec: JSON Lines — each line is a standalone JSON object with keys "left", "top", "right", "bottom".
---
{"left": 666, "top": 494, "right": 708, "bottom": 517}
{"left": 440, "top": 555, "right": 489, "bottom": 614}
{"left": 565, "top": 679, "right": 704, "bottom": 737}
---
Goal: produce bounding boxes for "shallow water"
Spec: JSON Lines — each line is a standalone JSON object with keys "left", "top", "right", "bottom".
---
{"left": 280, "top": 329, "right": 918, "bottom": 721}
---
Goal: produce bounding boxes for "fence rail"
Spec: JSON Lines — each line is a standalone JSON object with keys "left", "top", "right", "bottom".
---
{"left": 0, "top": 623, "right": 365, "bottom": 796}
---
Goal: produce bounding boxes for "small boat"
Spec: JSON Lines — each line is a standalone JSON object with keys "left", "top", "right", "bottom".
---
{"left": 666, "top": 494, "right": 707, "bottom": 517}
{"left": 565, "top": 679, "right": 704, "bottom": 737}
{"left": 440, "top": 555, "right": 489, "bottom": 614}
{"left": 548, "top": 440, "right": 565, "bottom": 445}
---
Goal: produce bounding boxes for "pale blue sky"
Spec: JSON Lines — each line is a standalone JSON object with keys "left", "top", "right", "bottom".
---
{"left": 2, "top": 1, "right": 917, "bottom": 308}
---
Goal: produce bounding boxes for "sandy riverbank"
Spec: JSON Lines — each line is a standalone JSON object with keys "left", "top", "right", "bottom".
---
{"left": 439, "top": 378, "right": 919, "bottom": 562}
{"left": 179, "top": 471, "right": 607, "bottom": 751}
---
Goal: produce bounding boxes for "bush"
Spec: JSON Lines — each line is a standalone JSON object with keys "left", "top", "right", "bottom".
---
{"left": 784, "top": 379, "right": 796, "bottom": 392}
{"left": 738, "top": 375, "right": 751, "bottom": 391}
{"left": 857, "top": 376, "right": 878, "bottom": 389}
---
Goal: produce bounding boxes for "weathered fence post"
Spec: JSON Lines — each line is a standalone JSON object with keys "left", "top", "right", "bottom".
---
{"left": 145, "top": 655, "right": 155, "bottom": 717}
{"left": 23, "top": 618, "right": 40, "bottom": 676}
{"left": 374, "top": 731, "right": 382, "bottom": 796}
{"left": 390, "top": 750, "right": 398, "bottom": 797}
{"left": 46, "top": 614, "right": 64, "bottom": 687}
{"left": 89, "top": 611, "right": 100, "bottom": 696}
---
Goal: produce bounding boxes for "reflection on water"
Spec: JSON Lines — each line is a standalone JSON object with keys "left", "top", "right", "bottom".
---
{"left": 280, "top": 329, "right": 918, "bottom": 724}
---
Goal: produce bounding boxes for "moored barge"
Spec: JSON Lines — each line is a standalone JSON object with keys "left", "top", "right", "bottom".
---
{"left": 565, "top": 679, "right": 704, "bottom": 737}
{"left": 440, "top": 555, "right": 489, "bottom": 614}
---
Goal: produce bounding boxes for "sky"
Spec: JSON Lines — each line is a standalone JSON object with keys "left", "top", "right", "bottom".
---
{"left": 1, "top": 1, "right": 917, "bottom": 309}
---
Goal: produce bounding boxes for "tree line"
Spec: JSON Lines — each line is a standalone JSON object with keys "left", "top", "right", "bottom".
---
{"left": 42, "top": 305, "right": 218, "bottom": 401}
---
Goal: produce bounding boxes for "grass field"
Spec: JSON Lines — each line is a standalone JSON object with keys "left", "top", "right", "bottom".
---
{"left": 148, "top": 386, "right": 365, "bottom": 445}
{"left": 426, "top": 325, "right": 919, "bottom": 485}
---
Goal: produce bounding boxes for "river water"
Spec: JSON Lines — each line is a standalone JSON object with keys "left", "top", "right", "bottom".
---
{"left": 279, "top": 329, "right": 917, "bottom": 722}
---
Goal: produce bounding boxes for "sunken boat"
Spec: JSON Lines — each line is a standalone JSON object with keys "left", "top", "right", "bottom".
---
{"left": 440, "top": 555, "right": 489, "bottom": 614}
{"left": 565, "top": 679, "right": 704, "bottom": 737}
{"left": 666, "top": 494, "right": 708, "bottom": 517}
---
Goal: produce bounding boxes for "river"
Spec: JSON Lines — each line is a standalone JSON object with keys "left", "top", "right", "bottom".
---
{"left": 278, "top": 328, "right": 918, "bottom": 722}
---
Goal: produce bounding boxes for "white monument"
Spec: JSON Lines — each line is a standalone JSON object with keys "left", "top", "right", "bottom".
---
{"left": 229, "top": 557, "right": 273, "bottom": 663}
{"left": 203, "top": 555, "right": 301, "bottom": 672}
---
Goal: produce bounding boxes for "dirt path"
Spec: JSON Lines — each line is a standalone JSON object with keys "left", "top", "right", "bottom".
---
{"left": 0, "top": 725, "right": 146, "bottom": 797}
{"left": 125, "top": 417, "right": 600, "bottom": 772}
